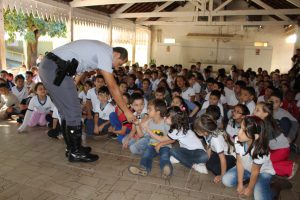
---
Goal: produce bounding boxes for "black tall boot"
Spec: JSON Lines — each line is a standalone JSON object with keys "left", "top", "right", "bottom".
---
{"left": 67, "top": 125, "right": 99, "bottom": 162}
{"left": 62, "top": 120, "right": 92, "bottom": 157}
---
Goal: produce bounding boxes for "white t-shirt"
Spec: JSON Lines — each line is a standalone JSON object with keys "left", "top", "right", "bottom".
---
{"left": 95, "top": 102, "right": 115, "bottom": 120}
{"left": 257, "top": 95, "right": 266, "bottom": 103}
{"left": 205, "top": 134, "right": 230, "bottom": 155}
{"left": 205, "top": 92, "right": 227, "bottom": 105}
{"left": 201, "top": 100, "right": 224, "bottom": 117}
{"left": 28, "top": 95, "right": 53, "bottom": 113}
{"left": 25, "top": 81, "right": 35, "bottom": 97}
{"left": 78, "top": 91, "right": 88, "bottom": 104}
{"left": 52, "top": 40, "right": 113, "bottom": 74}
{"left": 151, "top": 79, "right": 160, "bottom": 92}
{"left": 295, "top": 92, "right": 300, "bottom": 101}
{"left": 226, "top": 119, "right": 240, "bottom": 140}
{"left": 244, "top": 100, "right": 255, "bottom": 115}
{"left": 224, "top": 87, "right": 234, "bottom": 104}
{"left": 235, "top": 138, "right": 275, "bottom": 175}
{"left": 11, "top": 86, "right": 28, "bottom": 102}
{"left": 192, "top": 82, "right": 201, "bottom": 94}
{"left": 168, "top": 129, "right": 205, "bottom": 151}
{"left": 86, "top": 88, "right": 100, "bottom": 113}
{"left": 227, "top": 93, "right": 239, "bottom": 106}
{"left": 181, "top": 87, "right": 195, "bottom": 101}
{"left": 51, "top": 103, "right": 61, "bottom": 124}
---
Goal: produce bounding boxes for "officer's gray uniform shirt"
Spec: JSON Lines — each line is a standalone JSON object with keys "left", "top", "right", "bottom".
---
{"left": 52, "top": 40, "right": 113, "bottom": 73}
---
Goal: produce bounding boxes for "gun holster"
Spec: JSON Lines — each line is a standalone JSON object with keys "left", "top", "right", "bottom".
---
{"left": 46, "top": 52, "right": 79, "bottom": 86}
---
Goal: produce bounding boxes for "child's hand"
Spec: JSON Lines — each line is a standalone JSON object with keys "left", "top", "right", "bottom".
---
{"left": 155, "top": 143, "right": 162, "bottom": 153}
{"left": 213, "top": 175, "right": 222, "bottom": 184}
{"left": 122, "top": 137, "right": 129, "bottom": 149}
{"left": 108, "top": 126, "right": 115, "bottom": 133}
{"left": 98, "top": 124, "right": 105, "bottom": 132}
{"left": 237, "top": 184, "right": 244, "bottom": 195}
{"left": 93, "top": 126, "right": 99, "bottom": 135}
{"left": 242, "top": 187, "right": 253, "bottom": 197}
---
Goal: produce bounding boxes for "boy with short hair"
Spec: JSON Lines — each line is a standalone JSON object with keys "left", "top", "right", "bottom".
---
{"left": 0, "top": 83, "right": 19, "bottom": 120}
{"left": 199, "top": 90, "right": 224, "bottom": 117}
{"left": 122, "top": 93, "right": 149, "bottom": 155}
{"left": 270, "top": 90, "right": 299, "bottom": 143}
{"left": 86, "top": 75, "right": 105, "bottom": 121}
{"left": 85, "top": 86, "right": 115, "bottom": 136}
{"left": 128, "top": 99, "right": 173, "bottom": 179}
{"left": 240, "top": 86, "right": 256, "bottom": 115}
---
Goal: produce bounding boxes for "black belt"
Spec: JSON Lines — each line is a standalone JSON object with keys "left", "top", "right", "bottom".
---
{"left": 46, "top": 52, "right": 79, "bottom": 86}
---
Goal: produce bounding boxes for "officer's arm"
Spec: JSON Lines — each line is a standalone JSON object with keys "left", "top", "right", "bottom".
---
{"left": 101, "top": 70, "right": 135, "bottom": 122}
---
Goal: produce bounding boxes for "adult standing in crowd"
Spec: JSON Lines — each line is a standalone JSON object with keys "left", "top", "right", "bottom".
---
{"left": 38, "top": 40, "right": 135, "bottom": 163}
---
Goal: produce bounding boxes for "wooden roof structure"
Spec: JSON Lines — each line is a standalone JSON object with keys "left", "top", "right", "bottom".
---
{"left": 62, "top": 0, "right": 300, "bottom": 26}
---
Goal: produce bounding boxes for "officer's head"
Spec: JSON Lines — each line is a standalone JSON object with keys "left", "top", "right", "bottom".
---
{"left": 112, "top": 47, "right": 128, "bottom": 69}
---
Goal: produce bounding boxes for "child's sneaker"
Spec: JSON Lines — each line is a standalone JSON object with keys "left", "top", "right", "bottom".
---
{"left": 170, "top": 156, "right": 180, "bottom": 164}
{"left": 128, "top": 165, "right": 148, "bottom": 176}
{"left": 162, "top": 164, "right": 172, "bottom": 180}
{"left": 192, "top": 163, "right": 208, "bottom": 174}
{"left": 288, "top": 163, "right": 298, "bottom": 179}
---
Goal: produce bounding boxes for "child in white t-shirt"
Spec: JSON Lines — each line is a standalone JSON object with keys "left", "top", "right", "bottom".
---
{"left": 226, "top": 104, "right": 250, "bottom": 142}
{"left": 194, "top": 114, "right": 236, "bottom": 184}
{"left": 199, "top": 90, "right": 224, "bottom": 117}
{"left": 18, "top": 83, "right": 53, "bottom": 132}
{"left": 240, "top": 86, "right": 256, "bottom": 115}
{"left": 78, "top": 80, "right": 93, "bottom": 119}
{"left": 222, "top": 116, "right": 275, "bottom": 200}
{"left": 85, "top": 86, "right": 115, "bottom": 136}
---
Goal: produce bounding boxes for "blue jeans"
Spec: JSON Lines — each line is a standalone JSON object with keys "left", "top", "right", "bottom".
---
{"left": 123, "top": 135, "right": 150, "bottom": 155}
{"left": 222, "top": 166, "right": 273, "bottom": 200}
{"left": 109, "top": 112, "right": 131, "bottom": 143}
{"left": 140, "top": 145, "right": 172, "bottom": 173}
{"left": 170, "top": 148, "right": 209, "bottom": 168}
{"left": 85, "top": 118, "right": 110, "bottom": 136}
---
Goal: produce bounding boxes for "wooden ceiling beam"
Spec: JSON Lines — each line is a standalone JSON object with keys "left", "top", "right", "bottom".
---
{"left": 140, "top": 20, "right": 296, "bottom": 26}
{"left": 70, "top": 0, "right": 183, "bottom": 7}
{"left": 111, "top": 9, "right": 300, "bottom": 18}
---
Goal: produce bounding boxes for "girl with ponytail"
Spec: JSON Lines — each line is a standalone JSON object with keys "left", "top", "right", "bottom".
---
{"left": 222, "top": 116, "right": 275, "bottom": 200}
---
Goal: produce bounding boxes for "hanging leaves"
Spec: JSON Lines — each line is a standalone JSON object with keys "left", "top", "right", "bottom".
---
{"left": 4, "top": 9, "right": 67, "bottom": 43}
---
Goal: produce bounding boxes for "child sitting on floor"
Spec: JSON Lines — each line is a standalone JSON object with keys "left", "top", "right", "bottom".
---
{"left": 17, "top": 83, "right": 53, "bottom": 132}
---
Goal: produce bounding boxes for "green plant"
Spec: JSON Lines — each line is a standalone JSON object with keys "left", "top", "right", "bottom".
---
{"left": 149, "top": 59, "right": 156, "bottom": 66}
{"left": 4, "top": 9, "right": 67, "bottom": 68}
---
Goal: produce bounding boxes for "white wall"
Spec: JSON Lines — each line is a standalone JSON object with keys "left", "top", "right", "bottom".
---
{"left": 151, "top": 1, "right": 295, "bottom": 73}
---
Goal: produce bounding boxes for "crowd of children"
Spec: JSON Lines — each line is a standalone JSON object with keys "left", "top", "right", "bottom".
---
{"left": 0, "top": 51, "right": 300, "bottom": 200}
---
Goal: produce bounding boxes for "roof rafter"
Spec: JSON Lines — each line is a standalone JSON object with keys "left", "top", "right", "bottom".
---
{"left": 140, "top": 20, "right": 296, "bottom": 26}
{"left": 70, "top": 0, "right": 184, "bottom": 7}
{"left": 114, "top": 3, "right": 134, "bottom": 14}
{"left": 111, "top": 9, "right": 300, "bottom": 18}
{"left": 285, "top": 0, "right": 300, "bottom": 8}
{"left": 251, "top": 0, "right": 290, "bottom": 21}
{"left": 136, "top": 1, "right": 174, "bottom": 23}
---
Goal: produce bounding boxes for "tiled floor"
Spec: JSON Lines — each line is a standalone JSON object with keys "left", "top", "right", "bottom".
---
{"left": 0, "top": 120, "right": 299, "bottom": 200}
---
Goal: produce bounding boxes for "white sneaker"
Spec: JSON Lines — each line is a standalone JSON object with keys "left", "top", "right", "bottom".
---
{"left": 170, "top": 156, "right": 180, "bottom": 164}
{"left": 192, "top": 163, "right": 208, "bottom": 174}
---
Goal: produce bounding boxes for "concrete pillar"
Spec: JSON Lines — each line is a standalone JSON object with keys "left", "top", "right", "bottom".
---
{"left": 108, "top": 18, "right": 112, "bottom": 46}
{"left": 295, "top": 25, "right": 300, "bottom": 50}
{"left": 132, "top": 24, "right": 136, "bottom": 64}
{"left": 0, "top": 0, "right": 6, "bottom": 69}
{"left": 67, "top": 8, "right": 73, "bottom": 42}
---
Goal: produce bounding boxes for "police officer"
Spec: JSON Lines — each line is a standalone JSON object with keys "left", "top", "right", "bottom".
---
{"left": 39, "top": 40, "right": 135, "bottom": 162}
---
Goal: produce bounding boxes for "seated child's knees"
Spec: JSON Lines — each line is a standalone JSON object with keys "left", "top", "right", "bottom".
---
{"left": 221, "top": 172, "right": 236, "bottom": 187}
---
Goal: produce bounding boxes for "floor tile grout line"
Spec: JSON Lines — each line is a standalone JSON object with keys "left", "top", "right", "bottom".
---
{"left": 0, "top": 176, "right": 84, "bottom": 200}
{"left": 184, "top": 168, "right": 192, "bottom": 189}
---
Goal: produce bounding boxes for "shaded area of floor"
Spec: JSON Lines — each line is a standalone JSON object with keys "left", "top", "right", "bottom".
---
{"left": 0, "top": 120, "right": 299, "bottom": 200}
